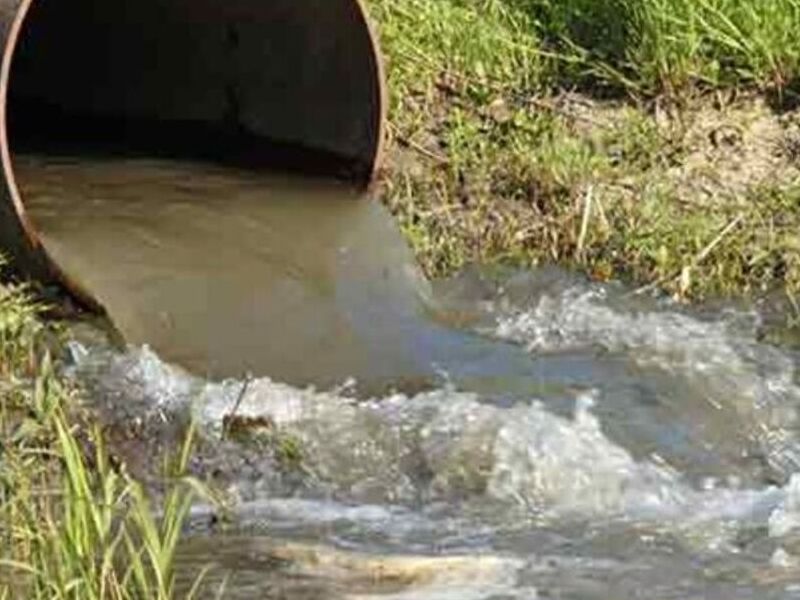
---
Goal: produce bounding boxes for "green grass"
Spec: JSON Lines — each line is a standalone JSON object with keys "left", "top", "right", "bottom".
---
{"left": 496, "top": 0, "right": 800, "bottom": 96}
{"left": 0, "top": 280, "right": 209, "bottom": 599}
{"left": 372, "top": 0, "right": 800, "bottom": 108}
{"left": 368, "top": 0, "right": 800, "bottom": 302}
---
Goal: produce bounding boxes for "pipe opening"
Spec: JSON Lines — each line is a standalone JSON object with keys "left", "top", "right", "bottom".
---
{"left": 8, "top": 0, "right": 384, "bottom": 181}
{"left": 0, "top": 0, "right": 408, "bottom": 386}
{"left": 0, "top": 0, "right": 385, "bottom": 307}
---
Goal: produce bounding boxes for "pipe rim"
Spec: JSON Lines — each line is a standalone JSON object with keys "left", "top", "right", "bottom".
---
{"left": 354, "top": 0, "right": 389, "bottom": 184}
{"left": 1, "top": 0, "right": 39, "bottom": 256}
{"left": 0, "top": 0, "right": 109, "bottom": 308}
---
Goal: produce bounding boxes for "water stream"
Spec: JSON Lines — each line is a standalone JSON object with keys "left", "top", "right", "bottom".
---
{"left": 14, "top": 155, "right": 800, "bottom": 598}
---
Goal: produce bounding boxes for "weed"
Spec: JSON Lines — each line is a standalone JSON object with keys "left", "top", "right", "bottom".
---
{"left": 0, "top": 280, "right": 210, "bottom": 599}
{"left": 367, "top": 0, "right": 800, "bottom": 302}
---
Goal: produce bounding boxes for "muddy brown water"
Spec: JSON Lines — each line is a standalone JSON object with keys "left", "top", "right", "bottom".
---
{"left": 15, "top": 154, "right": 444, "bottom": 390}
{"left": 14, "top": 154, "right": 800, "bottom": 599}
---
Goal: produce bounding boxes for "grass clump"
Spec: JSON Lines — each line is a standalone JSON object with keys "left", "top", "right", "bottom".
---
{"left": 0, "top": 281, "right": 206, "bottom": 599}
{"left": 368, "top": 0, "right": 800, "bottom": 302}
{"left": 525, "top": 0, "right": 800, "bottom": 96}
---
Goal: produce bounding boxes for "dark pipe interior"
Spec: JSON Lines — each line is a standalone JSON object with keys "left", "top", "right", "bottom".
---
{"left": 8, "top": 0, "right": 383, "bottom": 181}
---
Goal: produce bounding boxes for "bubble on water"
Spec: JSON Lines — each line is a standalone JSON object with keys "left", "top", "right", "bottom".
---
{"left": 770, "top": 547, "right": 799, "bottom": 569}
{"left": 769, "top": 475, "right": 800, "bottom": 538}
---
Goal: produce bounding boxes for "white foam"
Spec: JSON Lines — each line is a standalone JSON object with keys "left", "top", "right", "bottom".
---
{"left": 491, "top": 286, "right": 800, "bottom": 476}
{"left": 488, "top": 396, "right": 684, "bottom": 518}
{"left": 71, "top": 342, "right": 800, "bottom": 536}
{"left": 771, "top": 547, "right": 799, "bottom": 569}
{"left": 769, "top": 475, "right": 800, "bottom": 538}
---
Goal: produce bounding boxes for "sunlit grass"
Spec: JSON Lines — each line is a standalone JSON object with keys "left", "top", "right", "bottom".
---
{"left": 514, "top": 0, "right": 800, "bottom": 95}
{"left": 368, "top": 0, "right": 800, "bottom": 301}
{"left": 0, "top": 279, "right": 209, "bottom": 599}
{"left": 373, "top": 0, "right": 800, "bottom": 97}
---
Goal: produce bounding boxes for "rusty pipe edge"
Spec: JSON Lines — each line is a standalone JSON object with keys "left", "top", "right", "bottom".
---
{"left": 0, "top": 0, "right": 387, "bottom": 309}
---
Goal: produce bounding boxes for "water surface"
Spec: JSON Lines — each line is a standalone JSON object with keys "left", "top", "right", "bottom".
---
{"left": 72, "top": 267, "right": 800, "bottom": 599}
{"left": 17, "top": 155, "right": 800, "bottom": 598}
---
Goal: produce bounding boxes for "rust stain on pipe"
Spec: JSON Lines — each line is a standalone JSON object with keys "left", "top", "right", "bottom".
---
{"left": 0, "top": 0, "right": 387, "bottom": 307}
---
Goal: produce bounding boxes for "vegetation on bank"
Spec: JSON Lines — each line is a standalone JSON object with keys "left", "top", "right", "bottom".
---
{"left": 369, "top": 0, "right": 800, "bottom": 304}
{"left": 0, "top": 281, "right": 204, "bottom": 599}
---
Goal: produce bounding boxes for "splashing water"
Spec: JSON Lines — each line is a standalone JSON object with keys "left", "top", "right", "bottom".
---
{"left": 67, "top": 262, "right": 800, "bottom": 599}
{"left": 24, "top": 152, "right": 800, "bottom": 598}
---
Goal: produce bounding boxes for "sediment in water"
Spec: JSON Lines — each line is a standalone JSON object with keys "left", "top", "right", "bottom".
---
{"left": 15, "top": 154, "right": 435, "bottom": 390}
